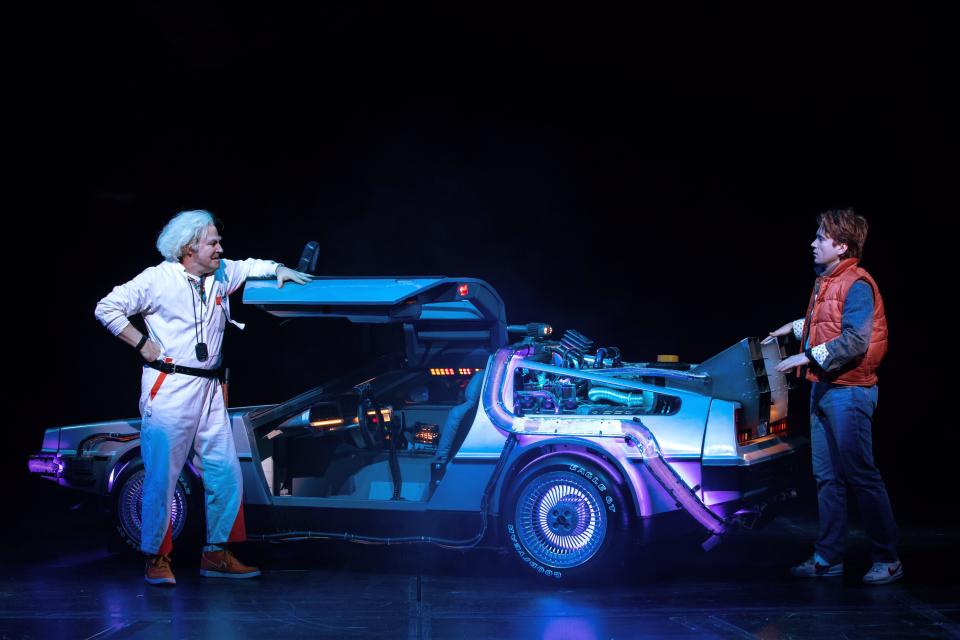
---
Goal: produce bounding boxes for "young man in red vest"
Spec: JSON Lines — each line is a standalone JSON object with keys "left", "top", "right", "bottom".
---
{"left": 768, "top": 208, "right": 901, "bottom": 585}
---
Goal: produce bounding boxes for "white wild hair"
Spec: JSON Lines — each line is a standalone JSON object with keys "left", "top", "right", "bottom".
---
{"left": 156, "top": 210, "right": 217, "bottom": 262}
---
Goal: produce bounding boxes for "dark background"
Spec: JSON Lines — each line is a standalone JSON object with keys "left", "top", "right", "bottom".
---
{"left": 8, "top": 4, "right": 954, "bottom": 527}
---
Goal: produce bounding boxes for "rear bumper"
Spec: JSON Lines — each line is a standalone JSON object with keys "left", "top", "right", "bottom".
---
{"left": 28, "top": 454, "right": 62, "bottom": 478}
{"left": 702, "top": 444, "right": 807, "bottom": 521}
{"left": 28, "top": 453, "right": 103, "bottom": 492}
{"left": 635, "top": 448, "right": 805, "bottom": 546}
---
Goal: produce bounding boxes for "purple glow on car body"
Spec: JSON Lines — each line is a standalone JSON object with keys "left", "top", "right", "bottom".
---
{"left": 483, "top": 344, "right": 728, "bottom": 540}
{"left": 621, "top": 420, "right": 727, "bottom": 538}
{"left": 27, "top": 455, "right": 62, "bottom": 476}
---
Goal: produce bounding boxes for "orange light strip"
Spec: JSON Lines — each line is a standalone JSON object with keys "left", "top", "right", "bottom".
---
{"left": 310, "top": 418, "right": 344, "bottom": 428}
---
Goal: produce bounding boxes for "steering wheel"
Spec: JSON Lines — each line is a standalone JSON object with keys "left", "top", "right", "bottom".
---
{"left": 357, "top": 394, "right": 386, "bottom": 449}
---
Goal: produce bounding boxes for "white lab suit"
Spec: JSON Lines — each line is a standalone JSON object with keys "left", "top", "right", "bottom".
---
{"left": 95, "top": 257, "right": 279, "bottom": 554}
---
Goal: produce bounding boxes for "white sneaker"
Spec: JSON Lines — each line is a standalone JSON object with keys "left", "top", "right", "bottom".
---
{"left": 790, "top": 552, "right": 843, "bottom": 578}
{"left": 862, "top": 560, "right": 903, "bottom": 585}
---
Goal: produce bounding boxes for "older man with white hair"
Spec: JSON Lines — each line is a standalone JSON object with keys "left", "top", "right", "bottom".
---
{"left": 95, "top": 209, "right": 312, "bottom": 585}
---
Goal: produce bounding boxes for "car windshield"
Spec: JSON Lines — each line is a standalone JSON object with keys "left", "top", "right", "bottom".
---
{"left": 246, "top": 353, "right": 406, "bottom": 427}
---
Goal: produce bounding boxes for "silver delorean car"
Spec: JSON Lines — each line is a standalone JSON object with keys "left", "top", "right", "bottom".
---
{"left": 30, "top": 273, "right": 806, "bottom": 580}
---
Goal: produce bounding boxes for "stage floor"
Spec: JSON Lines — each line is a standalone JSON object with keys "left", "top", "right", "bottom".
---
{"left": 1, "top": 499, "right": 957, "bottom": 640}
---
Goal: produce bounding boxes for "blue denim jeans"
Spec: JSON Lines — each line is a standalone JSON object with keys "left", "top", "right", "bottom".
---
{"left": 810, "top": 383, "right": 899, "bottom": 564}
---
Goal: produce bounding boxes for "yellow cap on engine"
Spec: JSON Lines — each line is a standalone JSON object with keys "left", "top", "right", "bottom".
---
{"left": 657, "top": 354, "right": 680, "bottom": 363}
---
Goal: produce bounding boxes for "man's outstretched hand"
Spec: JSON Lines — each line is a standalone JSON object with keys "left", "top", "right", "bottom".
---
{"left": 277, "top": 266, "right": 315, "bottom": 288}
{"left": 763, "top": 321, "right": 795, "bottom": 345}
{"left": 776, "top": 352, "right": 810, "bottom": 372}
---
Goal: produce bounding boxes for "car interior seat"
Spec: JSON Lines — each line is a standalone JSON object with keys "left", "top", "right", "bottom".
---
{"left": 434, "top": 371, "right": 484, "bottom": 463}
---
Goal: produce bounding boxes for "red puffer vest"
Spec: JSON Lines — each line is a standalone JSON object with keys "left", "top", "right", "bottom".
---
{"left": 800, "top": 258, "right": 888, "bottom": 385}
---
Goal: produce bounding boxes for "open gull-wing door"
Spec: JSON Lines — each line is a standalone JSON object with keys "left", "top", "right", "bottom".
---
{"left": 243, "top": 276, "right": 507, "bottom": 369}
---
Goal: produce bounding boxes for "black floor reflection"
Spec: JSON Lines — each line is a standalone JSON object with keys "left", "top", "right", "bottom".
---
{"left": 1, "top": 488, "right": 958, "bottom": 639}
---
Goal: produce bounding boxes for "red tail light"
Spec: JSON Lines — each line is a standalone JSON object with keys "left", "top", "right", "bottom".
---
{"left": 735, "top": 407, "right": 751, "bottom": 444}
{"left": 737, "top": 415, "right": 790, "bottom": 446}
{"left": 769, "top": 418, "right": 789, "bottom": 436}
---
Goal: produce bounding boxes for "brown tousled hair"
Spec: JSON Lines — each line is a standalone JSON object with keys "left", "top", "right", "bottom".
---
{"left": 817, "top": 208, "right": 868, "bottom": 260}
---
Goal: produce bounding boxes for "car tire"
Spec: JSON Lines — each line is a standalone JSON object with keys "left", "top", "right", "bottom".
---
{"left": 503, "top": 457, "right": 630, "bottom": 581}
{"left": 110, "top": 460, "right": 202, "bottom": 555}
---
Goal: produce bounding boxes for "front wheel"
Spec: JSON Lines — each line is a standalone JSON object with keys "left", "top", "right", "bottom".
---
{"left": 111, "top": 460, "right": 201, "bottom": 554}
{"left": 503, "top": 459, "right": 629, "bottom": 581}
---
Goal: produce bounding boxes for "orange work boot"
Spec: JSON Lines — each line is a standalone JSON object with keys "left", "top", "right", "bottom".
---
{"left": 144, "top": 554, "right": 176, "bottom": 585}
{"left": 199, "top": 548, "right": 261, "bottom": 579}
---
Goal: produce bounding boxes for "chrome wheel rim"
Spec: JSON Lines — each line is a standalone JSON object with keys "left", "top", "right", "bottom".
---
{"left": 515, "top": 471, "right": 607, "bottom": 569}
{"left": 118, "top": 469, "right": 187, "bottom": 544}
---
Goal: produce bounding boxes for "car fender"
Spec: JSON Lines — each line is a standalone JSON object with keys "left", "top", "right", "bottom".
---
{"left": 106, "top": 445, "right": 143, "bottom": 495}
{"left": 495, "top": 437, "right": 650, "bottom": 520}
{"left": 106, "top": 444, "right": 202, "bottom": 496}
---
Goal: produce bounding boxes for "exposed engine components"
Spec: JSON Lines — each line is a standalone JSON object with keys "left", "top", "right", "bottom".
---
{"left": 585, "top": 346, "right": 622, "bottom": 368}
{"left": 556, "top": 381, "right": 578, "bottom": 411}
{"left": 557, "top": 329, "right": 594, "bottom": 368}
{"left": 593, "top": 347, "right": 608, "bottom": 368}
{"left": 509, "top": 327, "right": 683, "bottom": 417}
{"left": 587, "top": 387, "right": 650, "bottom": 408}
{"left": 508, "top": 325, "right": 622, "bottom": 373}
{"left": 514, "top": 390, "right": 561, "bottom": 414}
{"left": 514, "top": 367, "right": 679, "bottom": 417}
{"left": 549, "top": 329, "right": 621, "bottom": 370}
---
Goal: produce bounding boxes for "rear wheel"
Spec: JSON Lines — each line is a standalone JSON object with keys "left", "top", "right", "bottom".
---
{"left": 111, "top": 460, "right": 201, "bottom": 554}
{"left": 503, "top": 458, "right": 629, "bottom": 581}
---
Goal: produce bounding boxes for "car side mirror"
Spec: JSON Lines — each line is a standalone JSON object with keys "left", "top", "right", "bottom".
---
{"left": 298, "top": 241, "right": 320, "bottom": 274}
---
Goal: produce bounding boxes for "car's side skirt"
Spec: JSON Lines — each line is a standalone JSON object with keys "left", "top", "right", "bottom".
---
{"left": 244, "top": 503, "right": 492, "bottom": 542}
